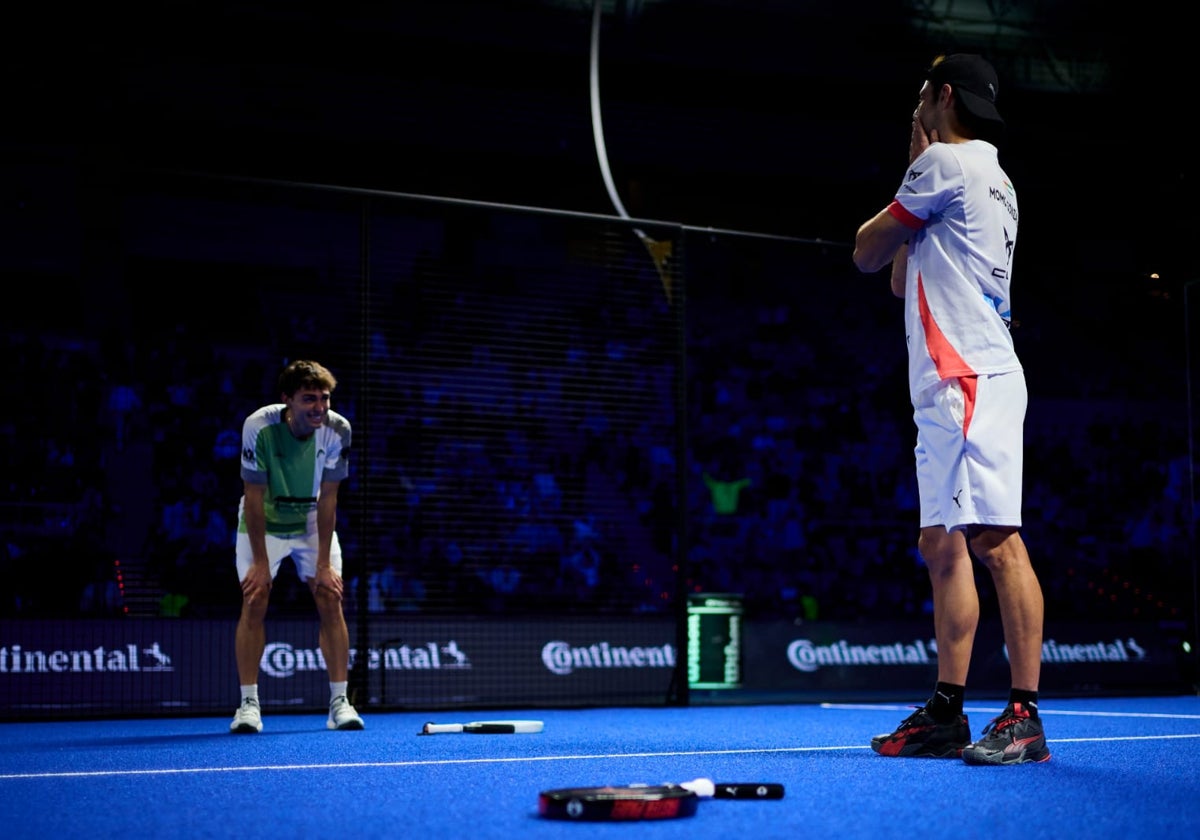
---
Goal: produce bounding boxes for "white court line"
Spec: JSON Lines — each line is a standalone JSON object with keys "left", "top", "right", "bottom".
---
{"left": 821, "top": 703, "right": 1200, "bottom": 720}
{"left": 4, "top": 734, "right": 1200, "bottom": 781}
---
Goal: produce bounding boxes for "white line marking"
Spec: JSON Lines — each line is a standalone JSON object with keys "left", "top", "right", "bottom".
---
{"left": 821, "top": 703, "right": 1200, "bottom": 720}
{"left": 4, "top": 735, "right": 1200, "bottom": 781}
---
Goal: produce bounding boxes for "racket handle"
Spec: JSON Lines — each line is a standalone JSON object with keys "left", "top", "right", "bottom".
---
{"left": 709, "top": 782, "right": 785, "bottom": 800}
{"left": 463, "top": 723, "right": 521, "bottom": 733}
{"left": 677, "top": 779, "right": 785, "bottom": 799}
{"left": 420, "top": 723, "right": 464, "bottom": 734}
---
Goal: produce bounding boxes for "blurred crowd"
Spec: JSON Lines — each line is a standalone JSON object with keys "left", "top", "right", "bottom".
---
{"left": 1, "top": 229, "right": 1191, "bottom": 632}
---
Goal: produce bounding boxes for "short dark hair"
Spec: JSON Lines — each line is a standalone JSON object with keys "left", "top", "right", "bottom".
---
{"left": 278, "top": 360, "right": 337, "bottom": 397}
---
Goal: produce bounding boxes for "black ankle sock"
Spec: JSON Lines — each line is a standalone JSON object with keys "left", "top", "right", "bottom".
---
{"left": 925, "top": 681, "right": 965, "bottom": 721}
{"left": 1009, "top": 689, "right": 1039, "bottom": 718}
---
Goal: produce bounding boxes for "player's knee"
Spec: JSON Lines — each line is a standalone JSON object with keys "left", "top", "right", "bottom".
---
{"left": 917, "top": 529, "right": 956, "bottom": 568}
{"left": 311, "top": 585, "right": 343, "bottom": 611}
{"left": 240, "top": 594, "right": 269, "bottom": 619}
{"left": 969, "top": 527, "right": 1022, "bottom": 571}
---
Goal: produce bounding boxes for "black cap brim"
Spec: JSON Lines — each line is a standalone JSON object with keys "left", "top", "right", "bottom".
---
{"left": 956, "top": 86, "right": 1004, "bottom": 127}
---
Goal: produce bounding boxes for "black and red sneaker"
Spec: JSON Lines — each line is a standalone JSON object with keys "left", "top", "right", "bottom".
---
{"left": 961, "top": 702, "right": 1050, "bottom": 765}
{"left": 870, "top": 706, "right": 971, "bottom": 758}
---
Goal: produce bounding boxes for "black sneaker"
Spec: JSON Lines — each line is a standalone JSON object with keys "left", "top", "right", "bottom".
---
{"left": 870, "top": 706, "right": 971, "bottom": 758}
{"left": 961, "top": 703, "right": 1050, "bottom": 765}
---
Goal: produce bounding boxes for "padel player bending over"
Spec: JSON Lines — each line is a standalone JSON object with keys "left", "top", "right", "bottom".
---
{"left": 229, "top": 360, "right": 364, "bottom": 733}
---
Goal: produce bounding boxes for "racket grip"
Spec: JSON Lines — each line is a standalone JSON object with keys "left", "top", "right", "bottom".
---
{"left": 464, "top": 723, "right": 519, "bottom": 733}
{"left": 420, "top": 723, "right": 464, "bottom": 734}
{"left": 710, "top": 783, "right": 785, "bottom": 800}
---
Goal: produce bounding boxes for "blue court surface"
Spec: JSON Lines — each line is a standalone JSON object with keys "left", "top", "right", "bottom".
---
{"left": 3, "top": 695, "right": 1198, "bottom": 839}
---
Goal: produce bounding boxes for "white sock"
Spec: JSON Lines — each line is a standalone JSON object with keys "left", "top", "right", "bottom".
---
{"left": 330, "top": 681, "right": 348, "bottom": 703}
{"left": 240, "top": 685, "right": 259, "bottom": 703}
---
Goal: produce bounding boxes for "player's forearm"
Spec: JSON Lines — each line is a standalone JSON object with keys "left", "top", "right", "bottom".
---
{"left": 242, "top": 502, "right": 270, "bottom": 564}
{"left": 315, "top": 492, "right": 337, "bottom": 569}
{"left": 890, "top": 243, "right": 908, "bottom": 297}
{"left": 854, "top": 210, "right": 905, "bottom": 274}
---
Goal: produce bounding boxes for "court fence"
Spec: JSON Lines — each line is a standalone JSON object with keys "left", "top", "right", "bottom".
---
{"left": 1, "top": 170, "right": 1195, "bottom": 718}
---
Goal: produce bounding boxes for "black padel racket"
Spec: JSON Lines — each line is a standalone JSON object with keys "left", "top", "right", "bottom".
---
{"left": 538, "top": 785, "right": 699, "bottom": 821}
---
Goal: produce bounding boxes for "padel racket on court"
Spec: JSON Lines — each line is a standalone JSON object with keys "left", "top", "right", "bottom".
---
{"left": 538, "top": 784, "right": 699, "bottom": 821}
{"left": 419, "top": 719, "right": 544, "bottom": 735}
{"left": 538, "top": 778, "right": 784, "bottom": 820}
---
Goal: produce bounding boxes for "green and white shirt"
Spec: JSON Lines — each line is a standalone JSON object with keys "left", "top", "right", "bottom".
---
{"left": 238, "top": 404, "right": 351, "bottom": 536}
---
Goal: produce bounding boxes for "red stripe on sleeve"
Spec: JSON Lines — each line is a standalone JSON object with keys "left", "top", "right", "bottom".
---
{"left": 887, "top": 200, "right": 924, "bottom": 231}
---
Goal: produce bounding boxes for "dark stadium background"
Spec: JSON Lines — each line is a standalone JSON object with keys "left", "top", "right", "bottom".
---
{"left": 2, "top": 1, "right": 1194, "bottom": 714}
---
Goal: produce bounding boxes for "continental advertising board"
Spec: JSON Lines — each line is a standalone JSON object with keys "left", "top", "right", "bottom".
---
{"left": 0, "top": 617, "right": 1187, "bottom": 718}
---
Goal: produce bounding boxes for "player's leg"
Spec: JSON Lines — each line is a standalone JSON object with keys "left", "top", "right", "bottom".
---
{"left": 870, "top": 524, "right": 977, "bottom": 758}
{"left": 912, "top": 377, "right": 982, "bottom": 687}
{"left": 234, "top": 534, "right": 274, "bottom": 685}
{"left": 231, "top": 531, "right": 280, "bottom": 733}
{"left": 871, "top": 381, "right": 976, "bottom": 757}
{"left": 960, "top": 372, "right": 1049, "bottom": 764}
{"left": 295, "top": 531, "right": 363, "bottom": 730}
{"left": 919, "top": 525, "right": 978, "bottom": 686}
{"left": 963, "top": 524, "right": 1050, "bottom": 764}
{"left": 235, "top": 601, "right": 269, "bottom": 686}
{"left": 970, "top": 526, "right": 1043, "bottom": 691}
{"left": 312, "top": 573, "right": 351, "bottom": 684}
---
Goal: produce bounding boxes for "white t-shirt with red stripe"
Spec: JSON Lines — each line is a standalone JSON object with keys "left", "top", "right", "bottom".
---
{"left": 887, "top": 139, "right": 1020, "bottom": 398}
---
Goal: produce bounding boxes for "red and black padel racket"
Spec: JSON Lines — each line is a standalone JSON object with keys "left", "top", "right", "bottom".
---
{"left": 537, "top": 778, "right": 785, "bottom": 820}
{"left": 537, "top": 784, "right": 699, "bottom": 821}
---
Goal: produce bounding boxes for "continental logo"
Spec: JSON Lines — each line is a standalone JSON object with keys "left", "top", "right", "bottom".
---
{"left": 260, "top": 640, "right": 470, "bottom": 678}
{"left": 0, "top": 642, "right": 174, "bottom": 673}
{"left": 1039, "top": 638, "right": 1146, "bottom": 664}
{"left": 784, "top": 635, "right": 1151, "bottom": 674}
{"left": 787, "top": 638, "right": 935, "bottom": 673}
{"left": 542, "top": 641, "right": 675, "bottom": 675}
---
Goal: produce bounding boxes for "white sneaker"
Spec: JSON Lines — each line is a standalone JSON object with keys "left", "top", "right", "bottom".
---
{"left": 327, "top": 694, "right": 364, "bottom": 730}
{"left": 230, "top": 698, "right": 262, "bottom": 734}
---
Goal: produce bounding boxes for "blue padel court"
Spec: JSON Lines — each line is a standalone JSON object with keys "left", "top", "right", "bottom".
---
{"left": 3, "top": 694, "right": 1198, "bottom": 839}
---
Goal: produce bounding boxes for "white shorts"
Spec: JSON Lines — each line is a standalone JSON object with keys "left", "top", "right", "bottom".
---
{"left": 235, "top": 513, "right": 344, "bottom": 583}
{"left": 913, "top": 371, "right": 1025, "bottom": 532}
